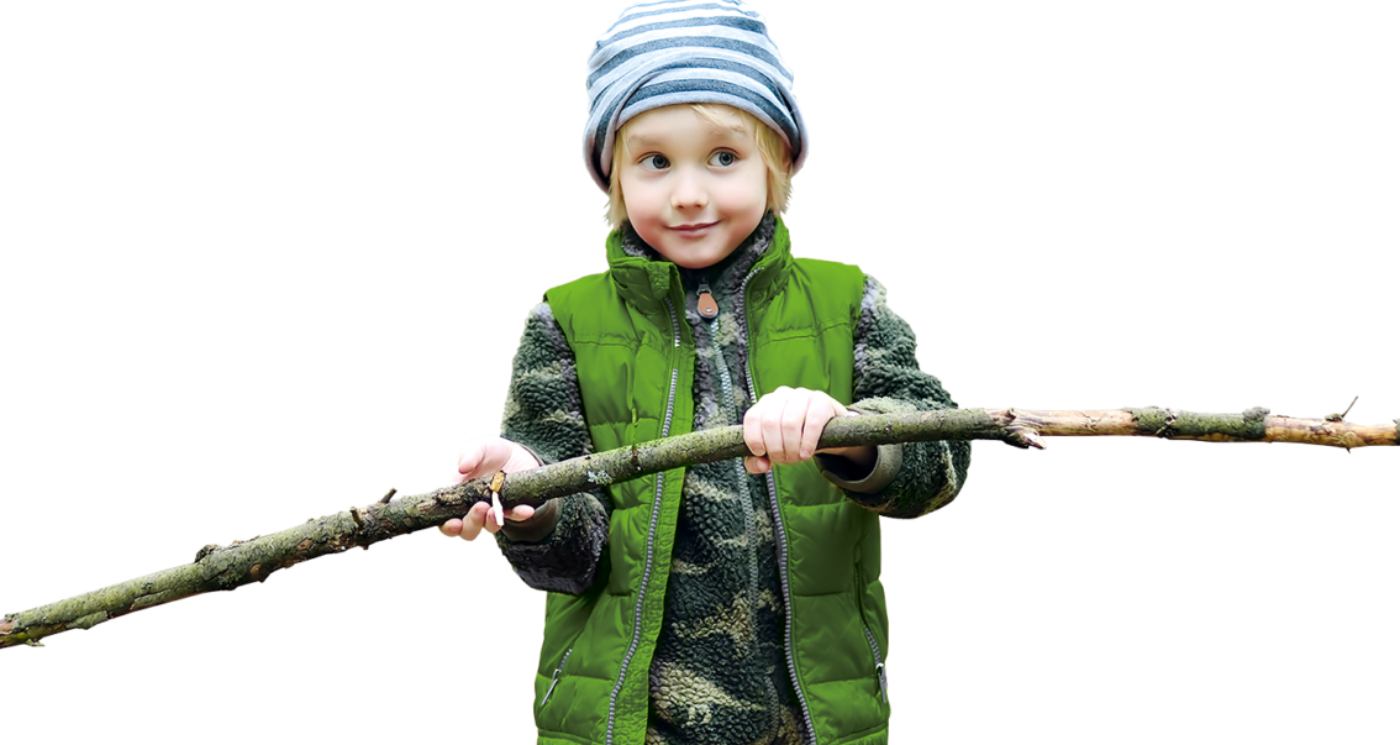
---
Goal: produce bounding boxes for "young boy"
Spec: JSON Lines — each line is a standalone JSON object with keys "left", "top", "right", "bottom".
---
{"left": 439, "top": 2, "right": 970, "bottom": 743}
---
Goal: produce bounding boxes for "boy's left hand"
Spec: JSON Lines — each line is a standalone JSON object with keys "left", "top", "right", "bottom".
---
{"left": 742, "top": 386, "right": 873, "bottom": 475}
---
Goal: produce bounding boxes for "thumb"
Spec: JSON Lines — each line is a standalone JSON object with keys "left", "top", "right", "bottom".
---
{"left": 453, "top": 439, "right": 492, "bottom": 487}
{"left": 478, "top": 434, "right": 523, "bottom": 473}
{"left": 824, "top": 391, "right": 850, "bottom": 419}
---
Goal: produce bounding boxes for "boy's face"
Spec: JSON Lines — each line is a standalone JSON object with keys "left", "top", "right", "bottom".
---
{"left": 617, "top": 105, "right": 768, "bottom": 269}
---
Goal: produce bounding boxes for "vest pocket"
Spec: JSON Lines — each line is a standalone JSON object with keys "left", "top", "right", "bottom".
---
{"left": 851, "top": 560, "right": 884, "bottom": 702}
{"left": 540, "top": 647, "right": 574, "bottom": 709}
{"left": 863, "top": 626, "right": 889, "bottom": 703}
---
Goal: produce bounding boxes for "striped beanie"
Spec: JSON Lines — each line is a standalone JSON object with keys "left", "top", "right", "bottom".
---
{"left": 584, "top": 0, "right": 807, "bottom": 192}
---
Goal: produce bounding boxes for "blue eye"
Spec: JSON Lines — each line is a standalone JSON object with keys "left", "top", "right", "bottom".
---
{"left": 710, "top": 151, "right": 736, "bottom": 167}
{"left": 641, "top": 154, "right": 670, "bottom": 170}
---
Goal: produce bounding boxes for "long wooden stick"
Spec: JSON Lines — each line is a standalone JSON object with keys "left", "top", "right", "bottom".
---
{"left": 3, "top": 406, "right": 1394, "bottom": 649}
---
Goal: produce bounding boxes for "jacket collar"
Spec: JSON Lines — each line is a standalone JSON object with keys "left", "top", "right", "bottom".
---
{"left": 605, "top": 213, "right": 793, "bottom": 312}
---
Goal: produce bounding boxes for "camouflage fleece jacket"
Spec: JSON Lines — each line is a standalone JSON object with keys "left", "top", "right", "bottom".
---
{"left": 495, "top": 215, "right": 970, "bottom": 745}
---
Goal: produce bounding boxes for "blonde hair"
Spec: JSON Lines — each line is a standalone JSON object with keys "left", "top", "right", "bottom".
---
{"left": 606, "top": 104, "right": 793, "bottom": 229}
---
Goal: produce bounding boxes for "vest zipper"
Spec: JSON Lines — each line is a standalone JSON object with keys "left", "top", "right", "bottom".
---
{"left": 606, "top": 295, "right": 681, "bottom": 745}
{"left": 703, "top": 302, "right": 767, "bottom": 712}
{"left": 863, "top": 626, "right": 889, "bottom": 703}
{"left": 736, "top": 267, "right": 819, "bottom": 745}
{"left": 540, "top": 647, "right": 574, "bottom": 708}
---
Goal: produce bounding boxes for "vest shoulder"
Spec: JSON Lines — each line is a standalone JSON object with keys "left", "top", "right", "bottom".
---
{"left": 545, "top": 271, "right": 615, "bottom": 307}
{"left": 792, "top": 256, "right": 864, "bottom": 278}
{"left": 788, "top": 257, "right": 867, "bottom": 308}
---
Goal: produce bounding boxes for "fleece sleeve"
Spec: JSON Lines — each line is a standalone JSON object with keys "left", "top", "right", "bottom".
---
{"left": 817, "top": 275, "right": 971, "bottom": 517}
{"left": 492, "top": 302, "right": 611, "bottom": 594}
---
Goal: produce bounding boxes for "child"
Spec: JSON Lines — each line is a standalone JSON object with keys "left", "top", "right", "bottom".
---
{"left": 439, "top": 2, "right": 970, "bottom": 743}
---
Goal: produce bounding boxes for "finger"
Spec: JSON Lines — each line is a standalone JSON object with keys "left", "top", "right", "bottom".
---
{"left": 830, "top": 397, "right": 850, "bottom": 419}
{"left": 457, "top": 440, "right": 488, "bottom": 478}
{"left": 779, "top": 393, "right": 810, "bottom": 463}
{"left": 460, "top": 501, "right": 488, "bottom": 541}
{"left": 760, "top": 397, "right": 788, "bottom": 464}
{"left": 504, "top": 504, "right": 536, "bottom": 523}
{"left": 439, "top": 518, "right": 464, "bottom": 537}
{"left": 470, "top": 501, "right": 492, "bottom": 540}
{"left": 799, "top": 396, "right": 835, "bottom": 460}
{"left": 743, "top": 402, "right": 768, "bottom": 459}
{"left": 484, "top": 498, "right": 521, "bottom": 534}
{"left": 462, "top": 439, "right": 484, "bottom": 473}
{"left": 744, "top": 454, "right": 771, "bottom": 475}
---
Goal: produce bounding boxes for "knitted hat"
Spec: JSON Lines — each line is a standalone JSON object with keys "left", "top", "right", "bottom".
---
{"left": 583, "top": 0, "right": 807, "bottom": 192}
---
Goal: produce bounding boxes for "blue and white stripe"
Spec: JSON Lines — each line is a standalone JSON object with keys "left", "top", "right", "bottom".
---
{"left": 583, "top": 0, "right": 807, "bottom": 192}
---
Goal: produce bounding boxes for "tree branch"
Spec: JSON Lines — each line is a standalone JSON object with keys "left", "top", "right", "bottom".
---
{"left": 3, "top": 406, "right": 1395, "bottom": 649}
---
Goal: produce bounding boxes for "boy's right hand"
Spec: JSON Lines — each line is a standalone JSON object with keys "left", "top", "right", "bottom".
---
{"left": 438, "top": 437, "right": 543, "bottom": 542}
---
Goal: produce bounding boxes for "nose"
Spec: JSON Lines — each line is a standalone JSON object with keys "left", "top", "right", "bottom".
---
{"left": 670, "top": 168, "right": 708, "bottom": 211}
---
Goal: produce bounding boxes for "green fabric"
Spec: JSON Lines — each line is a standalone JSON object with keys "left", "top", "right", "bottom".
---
{"left": 537, "top": 218, "right": 889, "bottom": 745}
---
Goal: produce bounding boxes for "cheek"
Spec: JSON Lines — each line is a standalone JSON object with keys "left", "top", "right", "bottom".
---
{"left": 620, "top": 184, "right": 667, "bottom": 246}
{"left": 747, "top": 161, "right": 772, "bottom": 202}
{"left": 620, "top": 180, "right": 661, "bottom": 223}
{"left": 718, "top": 168, "right": 769, "bottom": 216}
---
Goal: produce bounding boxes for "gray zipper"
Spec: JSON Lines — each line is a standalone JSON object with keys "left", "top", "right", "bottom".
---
{"left": 541, "top": 647, "right": 574, "bottom": 708}
{"left": 606, "top": 296, "right": 681, "bottom": 745}
{"left": 863, "top": 626, "right": 889, "bottom": 703}
{"left": 697, "top": 282, "right": 756, "bottom": 666}
{"left": 736, "top": 267, "right": 819, "bottom": 745}
{"left": 700, "top": 289, "right": 778, "bottom": 728}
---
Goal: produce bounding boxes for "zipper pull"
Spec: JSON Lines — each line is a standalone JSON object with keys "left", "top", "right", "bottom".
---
{"left": 542, "top": 648, "right": 572, "bottom": 707}
{"left": 542, "top": 668, "right": 562, "bottom": 707}
{"left": 697, "top": 283, "right": 718, "bottom": 320}
{"left": 876, "top": 661, "right": 888, "bottom": 703}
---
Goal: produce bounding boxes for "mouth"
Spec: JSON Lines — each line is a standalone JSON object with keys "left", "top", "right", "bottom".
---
{"left": 669, "top": 221, "right": 717, "bottom": 236}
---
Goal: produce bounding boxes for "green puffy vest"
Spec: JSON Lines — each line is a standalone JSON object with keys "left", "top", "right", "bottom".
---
{"left": 533, "top": 219, "right": 892, "bottom": 745}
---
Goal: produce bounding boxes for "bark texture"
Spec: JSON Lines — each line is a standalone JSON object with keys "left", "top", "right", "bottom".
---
{"left": 3, "top": 406, "right": 1394, "bottom": 649}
